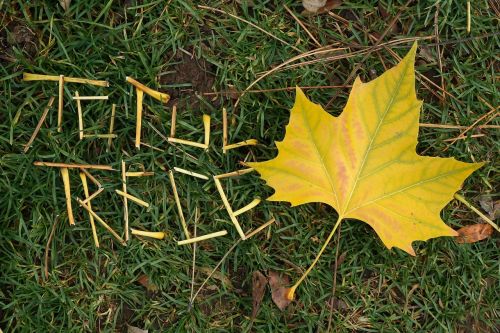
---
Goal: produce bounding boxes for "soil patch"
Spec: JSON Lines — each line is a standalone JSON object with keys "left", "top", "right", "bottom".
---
{"left": 159, "top": 51, "right": 216, "bottom": 110}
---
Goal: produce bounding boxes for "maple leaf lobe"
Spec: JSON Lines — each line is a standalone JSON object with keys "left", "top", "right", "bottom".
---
{"left": 249, "top": 43, "right": 483, "bottom": 255}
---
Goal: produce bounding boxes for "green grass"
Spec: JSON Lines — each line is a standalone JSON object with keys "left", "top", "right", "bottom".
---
{"left": 1, "top": 0, "right": 498, "bottom": 332}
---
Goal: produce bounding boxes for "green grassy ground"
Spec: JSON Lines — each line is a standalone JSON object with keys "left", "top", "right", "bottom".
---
{"left": 1, "top": 0, "right": 498, "bottom": 332}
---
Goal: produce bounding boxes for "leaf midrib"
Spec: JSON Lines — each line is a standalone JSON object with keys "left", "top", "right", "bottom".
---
{"left": 341, "top": 60, "right": 410, "bottom": 215}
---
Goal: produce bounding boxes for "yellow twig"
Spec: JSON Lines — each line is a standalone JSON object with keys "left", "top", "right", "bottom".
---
{"left": 213, "top": 177, "right": 246, "bottom": 240}
{"left": 57, "top": 75, "right": 64, "bottom": 132}
{"left": 233, "top": 198, "right": 261, "bottom": 217}
{"left": 79, "top": 172, "right": 99, "bottom": 247}
{"left": 131, "top": 228, "right": 166, "bottom": 240}
{"left": 72, "top": 95, "right": 109, "bottom": 100}
{"left": 203, "top": 114, "right": 210, "bottom": 147}
{"left": 135, "top": 88, "right": 144, "bottom": 149}
{"left": 177, "top": 230, "right": 227, "bottom": 245}
{"left": 126, "top": 76, "right": 170, "bottom": 103}
{"left": 75, "top": 91, "right": 84, "bottom": 140}
{"left": 173, "top": 167, "right": 209, "bottom": 180}
{"left": 76, "top": 198, "right": 126, "bottom": 246}
{"left": 223, "top": 139, "right": 258, "bottom": 151}
{"left": 245, "top": 217, "right": 276, "bottom": 239}
{"left": 169, "top": 170, "right": 190, "bottom": 239}
{"left": 60, "top": 167, "right": 75, "bottom": 226}
{"left": 214, "top": 168, "right": 254, "bottom": 179}
{"left": 23, "top": 73, "right": 109, "bottom": 87}
{"left": 121, "top": 160, "right": 129, "bottom": 242}
{"left": 167, "top": 137, "right": 208, "bottom": 149}
{"left": 34, "top": 161, "right": 113, "bottom": 170}
{"left": 115, "top": 189, "right": 149, "bottom": 208}
{"left": 107, "top": 104, "right": 116, "bottom": 151}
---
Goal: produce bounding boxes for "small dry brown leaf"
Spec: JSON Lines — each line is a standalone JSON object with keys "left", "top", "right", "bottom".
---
{"left": 479, "top": 197, "right": 500, "bottom": 220}
{"left": 59, "top": 0, "right": 71, "bottom": 12}
{"left": 268, "top": 271, "right": 292, "bottom": 310}
{"left": 456, "top": 224, "right": 494, "bottom": 244}
{"left": 127, "top": 325, "right": 148, "bottom": 333}
{"left": 302, "top": 0, "right": 342, "bottom": 15}
{"left": 252, "top": 271, "right": 268, "bottom": 319}
{"left": 137, "top": 274, "right": 158, "bottom": 292}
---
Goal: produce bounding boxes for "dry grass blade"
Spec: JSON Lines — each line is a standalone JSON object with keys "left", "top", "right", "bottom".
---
{"left": 198, "top": 5, "right": 301, "bottom": 52}
{"left": 24, "top": 96, "right": 55, "bottom": 152}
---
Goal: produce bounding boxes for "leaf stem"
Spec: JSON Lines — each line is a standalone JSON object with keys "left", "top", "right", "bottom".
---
{"left": 287, "top": 214, "right": 344, "bottom": 300}
{"left": 454, "top": 194, "right": 499, "bottom": 233}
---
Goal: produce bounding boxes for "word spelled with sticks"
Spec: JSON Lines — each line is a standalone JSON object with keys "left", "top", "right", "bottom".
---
{"left": 24, "top": 73, "right": 275, "bottom": 248}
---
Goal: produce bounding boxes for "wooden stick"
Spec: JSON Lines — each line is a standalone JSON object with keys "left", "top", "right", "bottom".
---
{"left": 80, "top": 168, "right": 101, "bottom": 187}
{"left": 75, "top": 91, "right": 84, "bottom": 140}
{"left": 60, "top": 168, "right": 75, "bottom": 226}
{"left": 224, "top": 139, "right": 258, "bottom": 151}
{"left": 76, "top": 198, "right": 126, "bottom": 246}
{"left": 233, "top": 198, "right": 261, "bottom": 217}
{"left": 173, "top": 167, "right": 209, "bottom": 180}
{"left": 444, "top": 109, "right": 498, "bottom": 150}
{"left": 115, "top": 189, "right": 149, "bottom": 208}
{"left": 419, "top": 123, "right": 500, "bottom": 130}
{"left": 214, "top": 168, "right": 254, "bottom": 179}
{"left": 57, "top": 75, "right": 64, "bottom": 132}
{"left": 82, "top": 134, "right": 117, "bottom": 139}
{"left": 72, "top": 95, "right": 109, "bottom": 100}
{"left": 203, "top": 114, "right": 210, "bottom": 147}
{"left": 213, "top": 177, "right": 246, "bottom": 240}
{"left": 121, "top": 160, "right": 129, "bottom": 242}
{"left": 169, "top": 170, "right": 190, "bottom": 239}
{"left": 135, "top": 88, "right": 144, "bottom": 149}
{"left": 125, "top": 171, "right": 154, "bottom": 177}
{"left": 34, "top": 161, "right": 113, "bottom": 170}
{"left": 177, "top": 230, "right": 227, "bottom": 245}
{"left": 443, "top": 134, "right": 485, "bottom": 142}
{"left": 107, "top": 104, "right": 116, "bottom": 150}
{"left": 23, "top": 96, "right": 55, "bottom": 153}
{"left": 245, "top": 217, "right": 276, "bottom": 239}
{"left": 167, "top": 137, "right": 208, "bottom": 149}
{"left": 466, "top": 1, "right": 471, "bottom": 33}
{"left": 125, "top": 76, "right": 170, "bottom": 103}
{"left": 80, "top": 187, "right": 104, "bottom": 205}
{"left": 79, "top": 172, "right": 99, "bottom": 247}
{"left": 131, "top": 228, "right": 166, "bottom": 240}
{"left": 222, "top": 108, "right": 228, "bottom": 152}
{"left": 23, "top": 73, "right": 109, "bottom": 87}
{"left": 170, "top": 105, "right": 177, "bottom": 138}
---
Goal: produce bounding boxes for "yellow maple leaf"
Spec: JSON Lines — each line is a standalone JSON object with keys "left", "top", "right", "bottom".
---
{"left": 248, "top": 43, "right": 483, "bottom": 299}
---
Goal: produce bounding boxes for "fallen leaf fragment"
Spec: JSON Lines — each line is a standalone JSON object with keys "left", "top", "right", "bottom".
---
{"left": 456, "top": 224, "right": 493, "bottom": 244}
{"left": 302, "top": 0, "right": 342, "bottom": 15}
{"left": 137, "top": 274, "right": 158, "bottom": 292}
{"left": 268, "top": 271, "right": 292, "bottom": 310}
{"left": 127, "top": 325, "right": 148, "bottom": 333}
{"left": 252, "top": 271, "right": 268, "bottom": 319}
